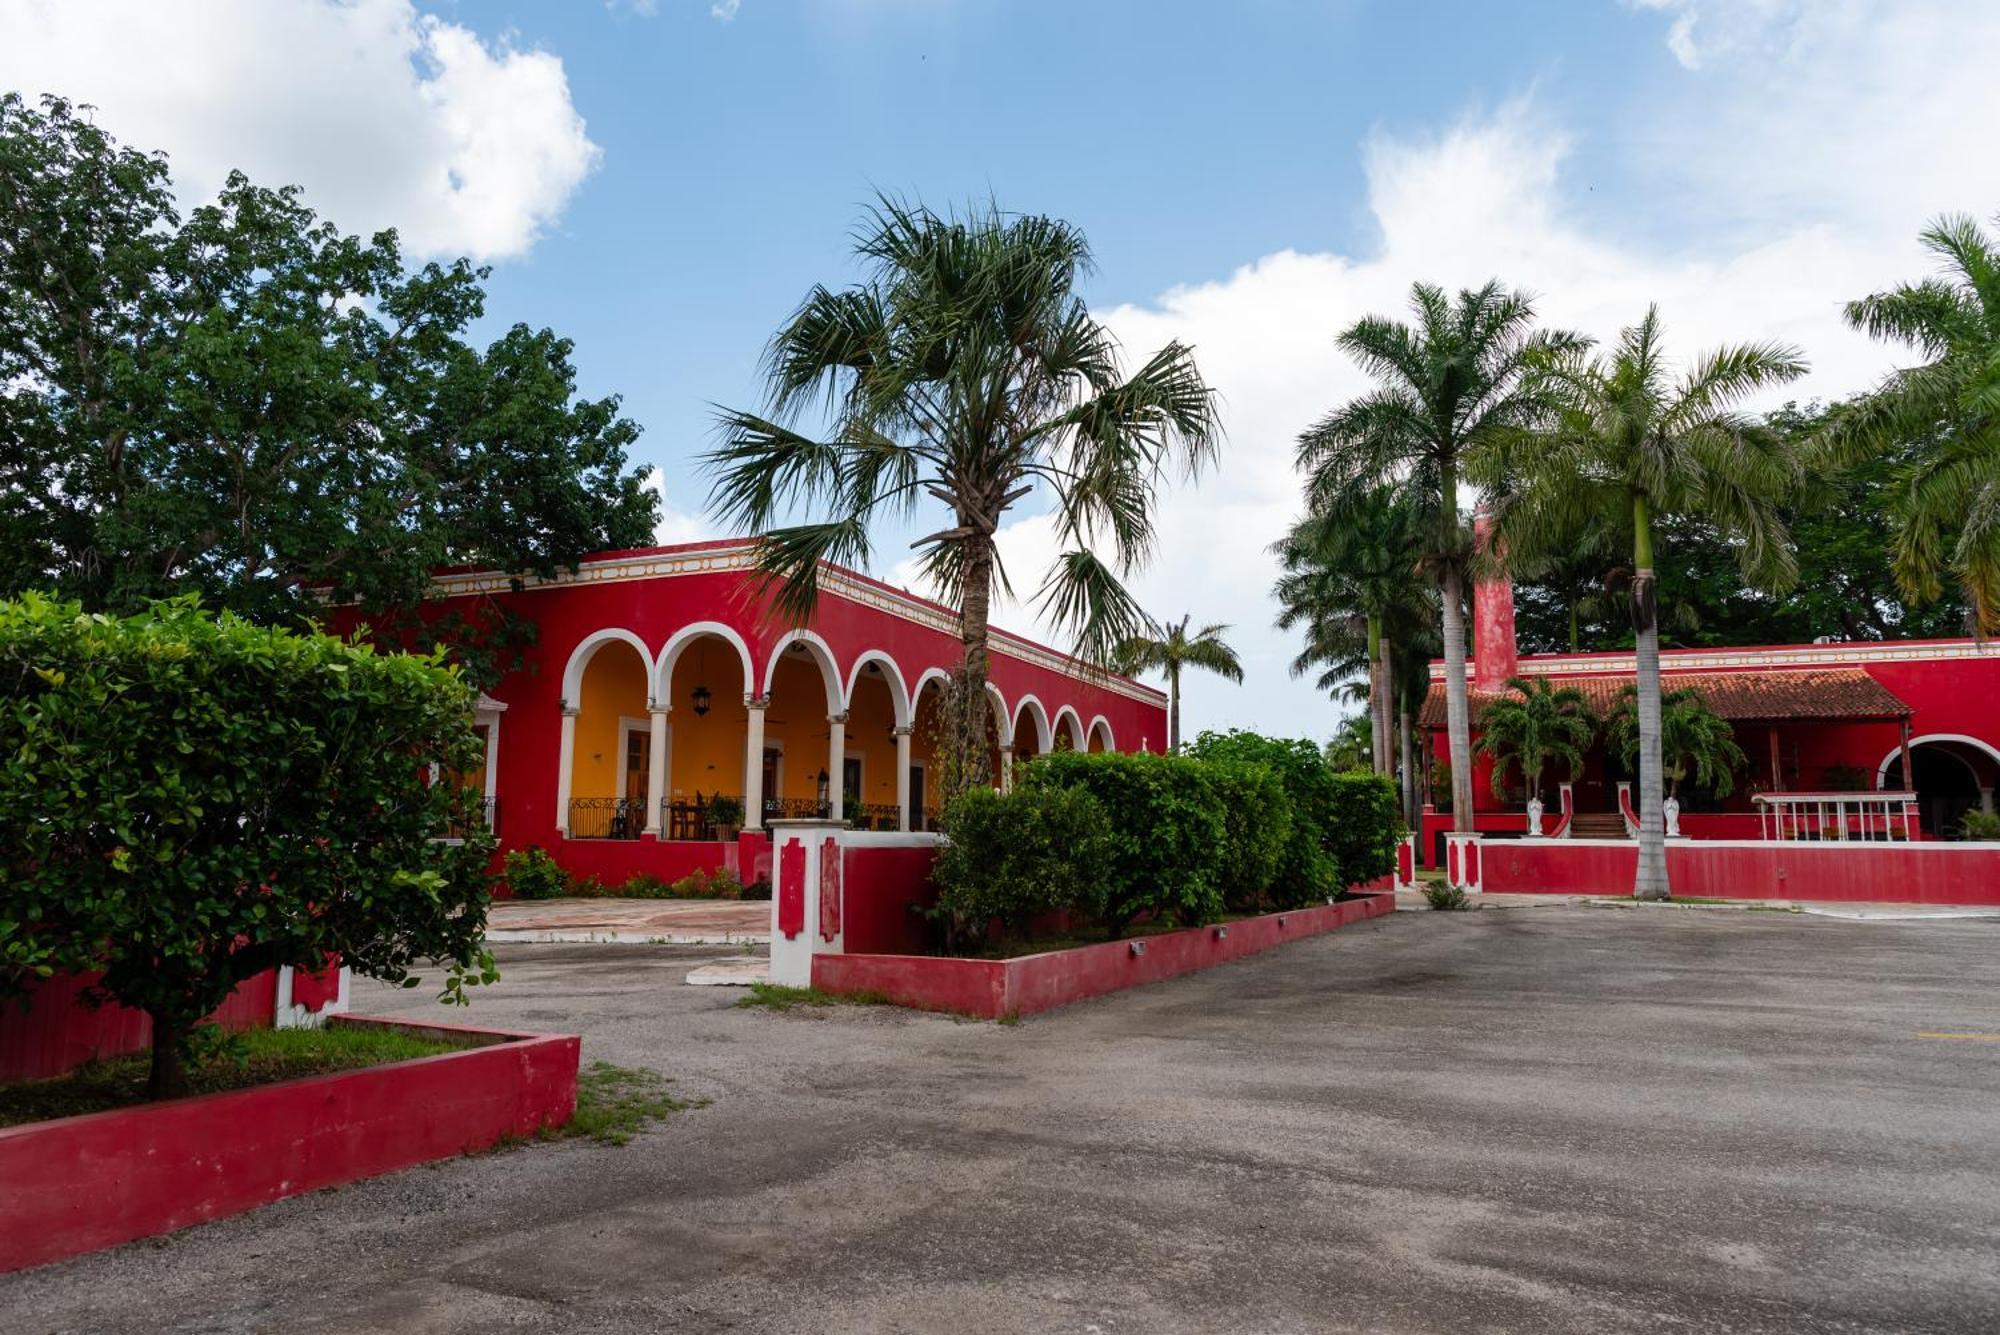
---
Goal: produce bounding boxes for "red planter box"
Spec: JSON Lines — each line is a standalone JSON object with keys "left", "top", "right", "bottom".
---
{"left": 0, "top": 1015, "right": 579, "bottom": 1275}
{"left": 813, "top": 891, "right": 1396, "bottom": 1019}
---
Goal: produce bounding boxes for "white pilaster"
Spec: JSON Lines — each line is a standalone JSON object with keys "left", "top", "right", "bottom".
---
{"left": 744, "top": 694, "right": 768, "bottom": 831}
{"left": 555, "top": 705, "right": 579, "bottom": 835}
{"left": 894, "top": 725, "right": 913, "bottom": 831}
{"left": 645, "top": 703, "right": 670, "bottom": 837}
{"left": 1000, "top": 744, "right": 1015, "bottom": 793}
{"left": 827, "top": 711, "right": 848, "bottom": 819}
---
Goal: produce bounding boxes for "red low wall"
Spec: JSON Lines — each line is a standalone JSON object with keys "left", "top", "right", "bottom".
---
{"left": 0, "top": 1015, "right": 579, "bottom": 1274}
{"left": 1480, "top": 839, "right": 2000, "bottom": 904}
{"left": 814, "top": 891, "right": 1396, "bottom": 1019}
{"left": 0, "top": 970, "right": 281, "bottom": 1083}
{"left": 841, "top": 842, "right": 941, "bottom": 954}
{"left": 541, "top": 836, "right": 736, "bottom": 889}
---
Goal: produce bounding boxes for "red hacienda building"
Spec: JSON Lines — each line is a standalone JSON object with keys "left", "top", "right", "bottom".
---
{"left": 1417, "top": 564, "right": 2000, "bottom": 869}
{"left": 332, "top": 538, "right": 1168, "bottom": 888}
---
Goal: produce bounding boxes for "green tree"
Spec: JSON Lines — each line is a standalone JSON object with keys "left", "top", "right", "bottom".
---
{"left": 0, "top": 594, "right": 497, "bottom": 1098}
{"left": 0, "top": 94, "right": 656, "bottom": 648}
{"left": 1272, "top": 484, "right": 1431, "bottom": 776}
{"left": 1484, "top": 307, "right": 1802, "bottom": 897}
{"left": 1821, "top": 215, "right": 2000, "bottom": 630}
{"left": 1113, "top": 613, "right": 1243, "bottom": 753}
{"left": 1606, "top": 686, "right": 1746, "bottom": 800}
{"left": 1473, "top": 675, "right": 1596, "bottom": 802}
{"left": 1297, "top": 282, "right": 1577, "bottom": 833}
{"left": 707, "top": 199, "right": 1219, "bottom": 798}
{"left": 1323, "top": 714, "right": 1373, "bottom": 772}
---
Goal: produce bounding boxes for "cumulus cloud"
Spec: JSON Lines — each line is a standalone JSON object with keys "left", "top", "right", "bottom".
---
{"left": 712, "top": 0, "right": 741, "bottom": 20}
{"left": 0, "top": 0, "right": 599, "bottom": 260}
{"left": 645, "top": 471, "right": 718, "bottom": 547}
{"left": 899, "top": 0, "right": 2000, "bottom": 738}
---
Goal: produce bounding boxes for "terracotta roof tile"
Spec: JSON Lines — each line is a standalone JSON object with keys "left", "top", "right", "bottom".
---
{"left": 1417, "top": 668, "right": 1911, "bottom": 730}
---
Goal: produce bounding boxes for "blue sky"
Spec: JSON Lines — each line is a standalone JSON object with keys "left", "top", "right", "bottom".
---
{"left": 6, "top": 0, "right": 1998, "bottom": 738}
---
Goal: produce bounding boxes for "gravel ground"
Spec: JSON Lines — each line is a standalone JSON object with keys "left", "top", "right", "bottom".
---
{"left": 9, "top": 905, "right": 2000, "bottom": 1333}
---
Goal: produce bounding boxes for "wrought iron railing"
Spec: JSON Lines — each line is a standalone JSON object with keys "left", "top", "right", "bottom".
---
{"left": 660, "top": 794, "right": 746, "bottom": 841}
{"left": 763, "top": 796, "right": 831, "bottom": 821}
{"left": 568, "top": 797, "right": 644, "bottom": 840}
{"left": 851, "top": 802, "right": 901, "bottom": 831}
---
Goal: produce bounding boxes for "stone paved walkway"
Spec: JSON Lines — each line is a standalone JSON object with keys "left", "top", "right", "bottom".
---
{"left": 485, "top": 897, "right": 769, "bottom": 945}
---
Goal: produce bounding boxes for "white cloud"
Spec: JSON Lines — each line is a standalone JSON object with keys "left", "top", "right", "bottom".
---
{"left": 645, "top": 471, "right": 717, "bottom": 547}
{"left": 899, "top": 0, "right": 2000, "bottom": 741}
{"left": 712, "top": 0, "right": 741, "bottom": 20}
{"left": 0, "top": 0, "right": 599, "bottom": 260}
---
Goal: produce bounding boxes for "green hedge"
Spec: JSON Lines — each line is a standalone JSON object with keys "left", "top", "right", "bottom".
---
{"left": 1324, "top": 770, "right": 1402, "bottom": 886}
{"left": 1201, "top": 759, "right": 1293, "bottom": 911}
{"left": 1185, "top": 730, "right": 1344, "bottom": 905}
{"left": 932, "top": 785, "right": 1108, "bottom": 948}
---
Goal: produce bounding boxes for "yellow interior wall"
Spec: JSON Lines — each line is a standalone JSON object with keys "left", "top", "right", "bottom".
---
{"left": 665, "top": 638, "right": 747, "bottom": 800}
{"left": 846, "top": 672, "right": 900, "bottom": 808}
{"left": 574, "top": 643, "right": 649, "bottom": 800}
{"left": 762, "top": 654, "right": 833, "bottom": 800}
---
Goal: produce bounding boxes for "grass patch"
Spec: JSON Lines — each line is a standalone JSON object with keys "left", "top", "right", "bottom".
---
{"left": 1662, "top": 895, "right": 1736, "bottom": 905}
{"left": 0, "top": 1024, "right": 467, "bottom": 1128}
{"left": 734, "top": 982, "right": 890, "bottom": 1011}
{"left": 546, "top": 1061, "right": 703, "bottom": 1146}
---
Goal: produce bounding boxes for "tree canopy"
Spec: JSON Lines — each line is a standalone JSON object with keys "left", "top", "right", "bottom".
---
{"left": 0, "top": 93, "right": 657, "bottom": 634}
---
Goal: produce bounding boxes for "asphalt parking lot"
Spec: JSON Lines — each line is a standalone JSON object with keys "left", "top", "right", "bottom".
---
{"left": 10, "top": 904, "right": 2000, "bottom": 1333}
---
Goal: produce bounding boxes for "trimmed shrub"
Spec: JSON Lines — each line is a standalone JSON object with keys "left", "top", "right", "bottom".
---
{"left": 1019, "top": 751, "right": 1227, "bottom": 934}
{"left": 1202, "top": 759, "right": 1293, "bottom": 911}
{"left": 1185, "top": 730, "right": 1342, "bottom": 906}
{"left": 503, "top": 846, "right": 571, "bottom": 900}
{"left": 1325, "top": 771, "right": 1402, "bottom": 886}
{"left": 932, "top": 786, "right": 1109, "bottom": 949}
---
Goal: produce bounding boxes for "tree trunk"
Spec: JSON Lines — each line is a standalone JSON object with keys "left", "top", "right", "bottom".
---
{"left": 1377, "top": 634, "right": 1396, "bottom": 780}
{"left": 1168, "top": 663, "right": 1181, "bottom": 753}
{"left": 948, "top": 535, "right": 997, "bottom": 800}
{"left": 1399, "top": 698, "right": 1417, "bottom": 829}
{"left": 1440, "top": 565, "right": 1475, "bottom": 832}
{"left": 148, "top": 1013, "right": 190, "bottom": 1100}
{"left": 1632, "top": 496, "right": 1671, "bottom": 900}
{"left": 1365, "top": 615, "right": 1385, "bottom": 773}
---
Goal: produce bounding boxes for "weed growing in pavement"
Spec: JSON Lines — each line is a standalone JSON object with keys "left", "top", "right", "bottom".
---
{"left": 1422, "top": 883, "right": 1473, "bottom": 911}
{"left": 546, "top": 1061, "right": 706, "bottom": 1146}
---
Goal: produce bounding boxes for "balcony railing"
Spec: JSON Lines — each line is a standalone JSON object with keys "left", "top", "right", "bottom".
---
{"left": 568, "top": 797, "right": 645, "bottom": 840}
{"left": 764, "top": 796, "right": 832, "bottom": 821}
{"left": 1753, "top": 791, "right": 1919, "bottom": 842}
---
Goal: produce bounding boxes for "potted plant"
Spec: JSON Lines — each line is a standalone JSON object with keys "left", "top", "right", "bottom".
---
{"left": 707, "top": 794, "right": 744, "bottom": 841}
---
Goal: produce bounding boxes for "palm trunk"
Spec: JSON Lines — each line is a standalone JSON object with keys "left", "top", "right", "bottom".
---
{"left": 950, "top": 535, "right": 997, "bottom": 799}
{"left": 1440, "top": 565, "right": 1474, "bottom": 832}
{"left": 1399, "top": 696, "right": 1417, "bottom": 829}
{"left": 1168, "top": 664, "right": 1182, "bottom": 753}
{"left": 1632, "top": 496, "right": 1670, "bottom": 899}
{"left": 1378, "top": 635, "right": 1396, "bottom": 782}
{"left": 1365, "top": 615, "right": 1386, "bottom": 773}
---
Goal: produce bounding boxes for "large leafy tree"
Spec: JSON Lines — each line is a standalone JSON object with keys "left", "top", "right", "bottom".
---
{"left": 1113, "top": 613, "right": 1243, "bottom": 752}
{"left": 707, "top": 199, "right": 1219, "bottom": 795}
{"left": 1272, "top": 484, "right": 1431, "bottom": 778}
{"left": 0, "top": 94, "right": 656, "bottom": 646}
{"left": 1474, "top": 675, "right": 1595, "bottom": 803}
{"left": 1297, "top": 282, "right": 1576, "bottom": 833}
{"left": 0, "top": 594, "right": 496, "bottom": 1098}
{"left": 1819, "top": 215, "right": 2000, "bottom": 630}
{"left": 1483, "top": 307, "right": 1802, "bottom": 898}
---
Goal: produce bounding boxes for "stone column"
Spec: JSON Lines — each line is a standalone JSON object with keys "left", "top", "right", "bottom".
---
{"left": 555, "top": 705, "right": 579, "bottom": 835}
{"left": 826, "top": 711, "right": 848, "bottom": 819}
{"left": 894, "top": 725, "right": 914, "bottom": 831}
{"left": 644, "top": 702, "right": 670, "bottom": 838}
{"left": 745, "top": 694, "right": 768, "bottom": 831}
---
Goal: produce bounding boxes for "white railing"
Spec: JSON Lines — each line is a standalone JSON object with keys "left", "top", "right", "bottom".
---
{"left": 1753, "top": 791, "right": 1919, "bottom": 842}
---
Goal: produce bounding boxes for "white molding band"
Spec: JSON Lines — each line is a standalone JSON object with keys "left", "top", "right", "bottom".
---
{"left": 1431, "top": 637, "right": 1999, "bottom": 681}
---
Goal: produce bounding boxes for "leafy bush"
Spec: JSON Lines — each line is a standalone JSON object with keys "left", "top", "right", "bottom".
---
{"left": 1957, "top": 809, "right": 2000, "bottom": 841}
{"left": 1324, "top": 771, "right": 1403, "bottom": 887}
{"left": 1423, "top": 882, "right": 1471, "bottom": 911}
{"left": 1186, "top": 730, "right": 1345, "bottom": 905}
{"left": 707, "top": 794, "right": 744, "bottom": 829}
{"left": 1020, "top": 751, "right": 1227, "bottom": 934}
{"left": 1200, "top": 759, "right": 1293, "bottom": 911}
{"left": 932, "top": 786, "right": 1109, "bottom": 948}
{"left": 504, "top": 846, "right": 572, "bottom": 900}
{"left": 0, "top": 594, "right": 495, "bottom": 1097}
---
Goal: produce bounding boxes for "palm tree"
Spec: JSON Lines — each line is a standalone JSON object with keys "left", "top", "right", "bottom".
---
{"left": 1483, "top": 307, "right": 1803, "bottom": 897}
{"left": 707, "top": 199, "right": 1219, "bottom": 796}
{"left": 1271, "top": 484, "right": 1430, "bottom": 775}
{"left": 1323, "top": 713, "right": 1372, "bottom": 772}
{"left": 1297, "top": 282, "right": 1578, "bottom": 833}
{"left": 1113, "top": 614, "right": 1243, "bottom": 752}
{"left": 1606, "top": 687, "right": 1745, "bottom": 800}
{"left": 1474, "top": 675, "right": 1596, "bottom": 803}
{"left": 1820, "top": 214, "right": 2000, "bottom": 630}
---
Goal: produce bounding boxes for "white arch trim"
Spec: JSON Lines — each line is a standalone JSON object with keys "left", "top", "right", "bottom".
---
{"left": 1876, "top": 733, "right": 2000, "bottom": 788}
{"left": 843, "top": 650, "right": 913, "bottom": 727}
{"left": 1087, "top": 714, "right": 1115, "bottom": 752}
{"left": 1012, "top": 694, "right": 1054, "bottom": 753}
{"left": 762, "top": 629, "right": 844, "bottom": 715}
{"left": 985, "top": 681, "right": 1013, "bottom": 745}
{"left": 1052, "top": 705, "right": 1086, "bottom": 751}
{"left": 654, "top": 622, "right": 755, "bottom": 704}
{"left": 911, "top": 666, "right": 952, "bottom": 702}
{"left": 560, "top": 628, "right": 654, "bottom": 708}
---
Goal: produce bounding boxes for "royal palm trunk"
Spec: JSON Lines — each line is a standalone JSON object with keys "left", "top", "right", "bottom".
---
{"left": 1440, "top": 565, "right": 1474, "bottom": 832}
{"left": 1631, "top": 496, "right": 1670, "bottom": 899}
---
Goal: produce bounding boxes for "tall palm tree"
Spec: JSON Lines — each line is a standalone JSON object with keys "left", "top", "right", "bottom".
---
{"left": 1483, "top": 307, "right": 1803, "bottom": 897}
{"left": 1820, "top": 214, "right": 2000, "bottom": 630}
{"left": 1474, "top": 675, "right": 1596, "bottom": 803}
{"left": 707, "top": 199, "right": 1219, "bottom": 796}
{"left": 1113, "top": 614, "right": 1242, "bottom": 752}
{"left": 1271, "top": 485, "right": 1429, "bottom": 775}
{"left": 1297, "top": 282, "right": 1577, "bottom": 832}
